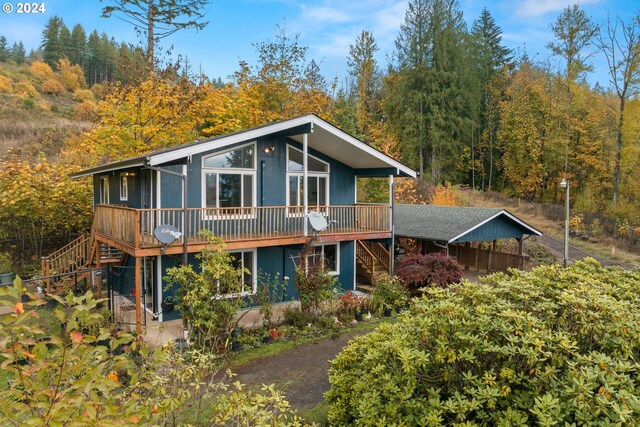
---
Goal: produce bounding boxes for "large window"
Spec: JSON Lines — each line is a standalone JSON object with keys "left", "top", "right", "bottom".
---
{"left": 215, "top": 249, "right": 256, "bottom": 296}
{"left": 307, "top": 243, "right": 339, "bottom": 275}
{"left": 286, "top": 145, "right": 329, "bottom": 210}
{"left": 203, "top": 143, "right": 255, "bottom": 210}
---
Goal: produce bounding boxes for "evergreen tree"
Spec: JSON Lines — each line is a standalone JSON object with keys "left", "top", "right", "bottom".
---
{"left": 347, "top": 30, "right": 380, "bottom": 142}
{"left": 387, "top": 0, "right": 471, "bottom": 181}
{"left": 41, "top": 15, "right": 65, "bottom": 67}
{"left": 0, "top": 36, "right": 9, "bottom": 62}
{"left": 69, "top": 24, "right": 87, "bottom": 66}
{"left": 101, "top": 0, "right": 211, "bottom": 70}
{"left": 11, "top": 41, "right": 26, "bottom": 64}
{"left": 470, "top": 8, "right": 512, "bottom": 190}
{"left": 59, "top": 24, "right": 72, "bottom": 60}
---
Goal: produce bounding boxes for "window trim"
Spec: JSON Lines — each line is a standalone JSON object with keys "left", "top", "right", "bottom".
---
{"left": 286, "top": 144, "right": 330, "bottom": 217}
{"left": 202, "top": 141, "right": 257, "bottom": 171}
{"left": 286, "top": 144, "right": 329, "bottom": 173}
{"left": 207, "top": 248, "right": 257, "bottom": 298}
{"left": 201, "top": 142, "right": 257, "bottom": 218}
{"left": 119, "top": 173, "right": 128, "bottom": 201}
{"left": 308, "top": 243, "right": 340, "bottom": 276}
{"left": 99, "top": 176, "right": 109, "bottom": 204}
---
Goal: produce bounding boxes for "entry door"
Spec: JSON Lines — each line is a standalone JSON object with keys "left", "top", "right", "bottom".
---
{"left": 143, "top": 257, "right": 155, "bottom": 313}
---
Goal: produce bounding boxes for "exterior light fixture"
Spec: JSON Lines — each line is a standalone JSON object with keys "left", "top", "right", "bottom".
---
{"left": 263, "top": 146, "right": 276, "bottom": 154}
{"left": 560, "top": 177, "right": 569, "bottom": 268}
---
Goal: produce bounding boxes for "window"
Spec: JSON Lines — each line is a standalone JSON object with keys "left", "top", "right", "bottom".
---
{"left": 203, "top": 143, "right": 256, "bottom": 210}
{"left": 307, "top": 243, "right": 339, "bottom": 275}
{"left": 99, "top": 176, "right": 109, "bottom": 204}
{"left": 286, "top": 146, "right": 329, "bottom": 211}
{"left": 215, "top": 249, "right": 256, "bottom": 296}
{"left": 119, "top": 173, "right": 128, "bottom": 201}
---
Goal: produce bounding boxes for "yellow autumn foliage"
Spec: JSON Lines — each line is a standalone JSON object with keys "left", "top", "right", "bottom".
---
{"left": 40, "top": 78, "right": 66, "bottom": 96}
{"left": 29, "top": 61, "right": 53, "bottom": 80}
{"left": 0, "top": 75, "right": 12, "bottom": 93}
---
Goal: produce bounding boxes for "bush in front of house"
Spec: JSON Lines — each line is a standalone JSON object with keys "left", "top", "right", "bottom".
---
{"left": 395, "top": 252, "right": 463, "bottom": 294}
{"left": 326, "top": 259, "right": 640, "bottom": 425}
{"left": 369, "top": 274, "right": 407, "bottom": 315}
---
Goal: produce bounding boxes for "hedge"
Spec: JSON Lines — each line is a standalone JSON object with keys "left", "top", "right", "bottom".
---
{"left": 327, "top": 259, "right": 640, "bottom": 425}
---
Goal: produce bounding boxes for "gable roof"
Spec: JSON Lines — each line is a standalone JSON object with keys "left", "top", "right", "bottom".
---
{"left": 394, "top": 204, "right": 542, "bottom": 243}
{"left": 71, "top": 114, "right": 416, "bottom": 178}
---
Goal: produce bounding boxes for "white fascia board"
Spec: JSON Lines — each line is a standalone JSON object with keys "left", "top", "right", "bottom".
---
{"left": 310, "top": 117, "right": 417, "bottom": 178}
{"left": 148, "top": 116, "right": 314, "bottom": 166}
{"left": 501, "top": 210, "right": 543, "bottom": 236}
{"left": 448, "top": 210, "right": 543, "bottom": 243}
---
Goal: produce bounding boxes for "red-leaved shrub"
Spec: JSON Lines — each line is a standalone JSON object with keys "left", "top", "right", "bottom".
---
{"left": 396, "top": 252, "right": 463, "bottom": 293}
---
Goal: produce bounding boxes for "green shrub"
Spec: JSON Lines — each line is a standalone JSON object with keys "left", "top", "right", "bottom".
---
{"left": 327, "top": 259, "right": 640, "bottom": 425}
{"left": 369, "top": 274, "right": 407, "bottom": 314}
{"left": 0, "top": 252, "right": 12, "bottom": 274}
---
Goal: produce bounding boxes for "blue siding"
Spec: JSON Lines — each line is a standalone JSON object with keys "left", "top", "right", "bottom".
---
{"left": 160, "top": 165, "right": 185, "bottom": 208}
{"left": 93, "top": 167, "right": 143, "bottom": 208}
{"left": 456, "top": 216, "right": 529, "bottom": 243}
{"left": 181, "top": 135, "right": 359, "bottom": 208}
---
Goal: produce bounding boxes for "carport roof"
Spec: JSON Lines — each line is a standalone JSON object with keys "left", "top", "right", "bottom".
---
{"left": 394, "top": 205, "right": 542, "bottom": 243}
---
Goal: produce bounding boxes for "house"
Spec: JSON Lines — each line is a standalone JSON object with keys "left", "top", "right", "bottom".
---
{"left": 43, "top": 114, "right": 415, "bottom": 333}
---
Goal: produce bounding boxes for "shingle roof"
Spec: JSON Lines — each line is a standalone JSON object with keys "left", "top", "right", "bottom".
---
{"left": 394, "top": 204, "right": 541, "bottom": 243}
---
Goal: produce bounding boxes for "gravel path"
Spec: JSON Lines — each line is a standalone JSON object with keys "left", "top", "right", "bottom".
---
{"left": 536, "top": 235, "right": 629, "bottom": 268}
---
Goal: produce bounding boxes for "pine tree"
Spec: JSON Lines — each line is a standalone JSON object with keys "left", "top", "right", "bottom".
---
{"left": 69, "top": 24, "right": 87, "bottom": 66}
{"left": 470, "top": 8, "right": 512, "bottom": 190}
{"left": 101, "top": 0, "right": 211, "bottom": 71}
{"left": 0, "top": 36, "right": 9, "bottom": 62}
{"left": 387, "top": 0, "right": 471, "bottom": 181}
{"left": 41, "top": 15, "right": 65, "bottom": 67}
{"left": 347, "top": 30, "right": 380, "bottom": 142}
{"left": 11, "top": 41, "right": 26, "bottom": 64}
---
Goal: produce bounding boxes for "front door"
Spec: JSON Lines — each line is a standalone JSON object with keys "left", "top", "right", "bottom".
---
{"left": 143, "top": 257, "right": 155, "bottom": 313}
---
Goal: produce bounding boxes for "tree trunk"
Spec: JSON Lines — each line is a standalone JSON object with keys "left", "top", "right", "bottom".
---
{"left": 613, "top": 98, "right": 625, "bottom": 204}
{"left": 147, "top": 1, "right": 155, "bottom": 72}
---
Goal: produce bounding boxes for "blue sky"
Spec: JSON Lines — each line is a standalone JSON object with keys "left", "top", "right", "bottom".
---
{"left": 0, "top": 0, "right": 636, "bottom": 87}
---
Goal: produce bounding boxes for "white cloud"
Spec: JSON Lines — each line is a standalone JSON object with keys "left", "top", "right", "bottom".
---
{"left": 513, "top": 0, "right": 605, "bottom": 18}
{"left": 301, "top": 5, "right": 351, "bottom": 24}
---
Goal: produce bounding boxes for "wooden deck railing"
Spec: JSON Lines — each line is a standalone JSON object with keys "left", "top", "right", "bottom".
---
{"left": 93, "top": 204, "right": 391, "bottom": 250}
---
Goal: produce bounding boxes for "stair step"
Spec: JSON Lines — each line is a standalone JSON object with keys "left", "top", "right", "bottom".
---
{"left": 356, "top": 284, "right": 374, "bottom": 294}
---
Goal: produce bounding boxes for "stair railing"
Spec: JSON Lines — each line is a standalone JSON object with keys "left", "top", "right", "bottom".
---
{"left": 356, "top": 241, "right": 377, "bottom": 283}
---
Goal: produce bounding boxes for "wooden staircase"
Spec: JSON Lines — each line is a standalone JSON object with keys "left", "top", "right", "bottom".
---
{"left": 355, "top": 241, "right": 391, "bottom": 293}
{"left": 41, "top": 225, "right": 124, "bottom": 293}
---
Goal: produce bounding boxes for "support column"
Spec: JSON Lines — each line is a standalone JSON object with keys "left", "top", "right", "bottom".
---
{"left": 135, "top": 256, "right": 142, "bottom": 336}
{"left": 303, "top": 132, "right": 309, "bottom": 237}
{"left": 389, "top": 174, "right": 394, "bottom": 274}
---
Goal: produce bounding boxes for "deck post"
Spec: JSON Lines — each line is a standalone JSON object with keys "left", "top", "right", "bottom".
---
{"left": 303, "top": 132, "right": 309, "bottom": 237}
{"left": 389, "top": 174, "right": 395, "bottom": 275}
{"left": 135, "top": 256, "right": 142, "bottom": 336}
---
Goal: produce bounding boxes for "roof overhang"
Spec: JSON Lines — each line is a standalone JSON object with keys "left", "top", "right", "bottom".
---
{"left": 70, "top": 157, "right": 146, "bottom": 179}
{"left": 147, "top": 115, "right": 416, "bottom": 177}
{"left": 71, "top": 115, "right": 416, "bottom": 179}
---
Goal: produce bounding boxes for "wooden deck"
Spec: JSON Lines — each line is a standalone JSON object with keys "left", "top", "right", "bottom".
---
{"left": 93, "top": 204, "right": 392, "bottom": 256}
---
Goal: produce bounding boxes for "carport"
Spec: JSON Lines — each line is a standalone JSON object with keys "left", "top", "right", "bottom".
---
{"left": 394, "top": 205, "right": 542, "bottom": 272}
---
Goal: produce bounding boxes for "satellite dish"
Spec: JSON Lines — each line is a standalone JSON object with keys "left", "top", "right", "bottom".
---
{"left": 154, "top": 225, "right": 182, "bottom": 245}
{"left": 308, "top": 211, "right": 329, "bottom": 232}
